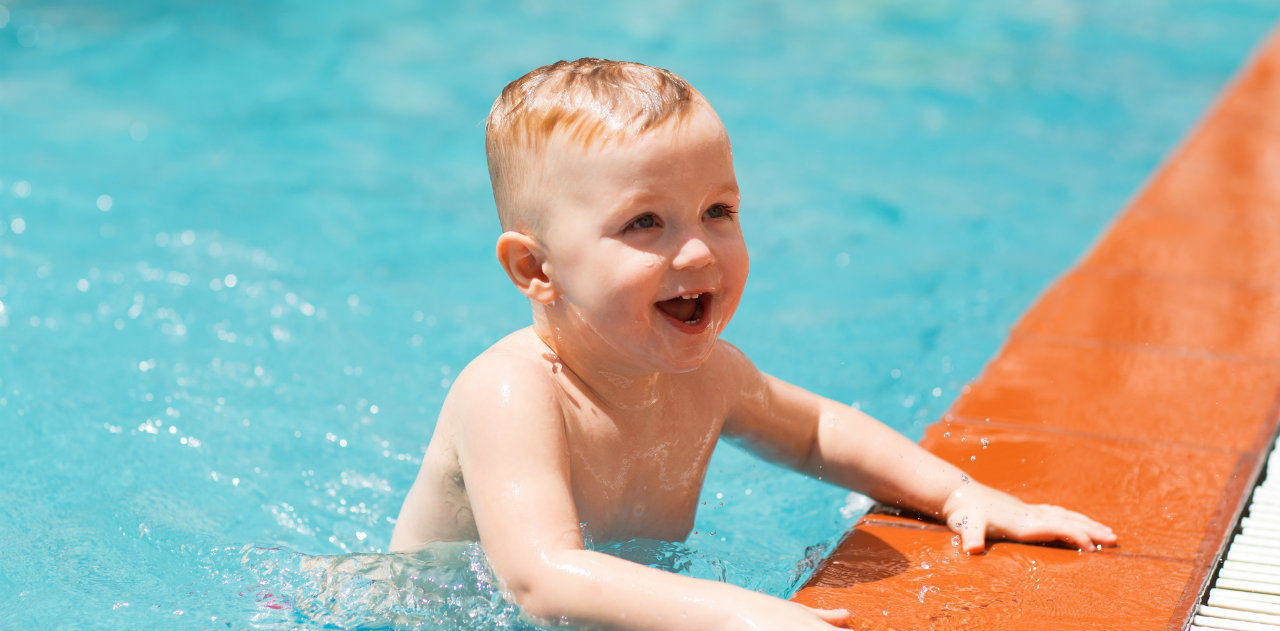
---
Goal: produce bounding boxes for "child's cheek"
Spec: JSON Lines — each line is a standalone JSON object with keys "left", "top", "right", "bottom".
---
{"left": 604, "top": 255, "right": 662, "bottom": 307}
{"left": 724, "top": 244, "right": 749, "bottom": 291}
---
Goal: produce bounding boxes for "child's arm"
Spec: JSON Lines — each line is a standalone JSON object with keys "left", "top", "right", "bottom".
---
{"left": 451, "top": 355, "right": 851, "bottom": 631}
{"left": 721, "top": 346, "right": 1116, "bottom": 553}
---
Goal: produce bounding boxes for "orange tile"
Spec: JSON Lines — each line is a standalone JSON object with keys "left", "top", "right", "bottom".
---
{"left": 949, "top": 336, "right": 1280, "bottom": 450}
{"left": 1015, "top": 270, "right": 1280, "bottom": 360}
{"left": 794, "top": 524, "right": 1193, "bottom": 631}
{"left": 917, "top": 422, "right": 1241, "bottom": 561}
{"left": 1083, "top": 210, "right": 1280, "bottom": 288}
{"left": 1130, "top": 31, "right": 1280, "bottom": 228}
{"left": 1132, "top": 111, "right": 1280, "bottom": 226}
{"left": 1211, "top": 31, "right": 1280, "bottom": 130}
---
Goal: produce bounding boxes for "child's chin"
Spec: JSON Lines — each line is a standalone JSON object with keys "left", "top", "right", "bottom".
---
{"left": 657, "top": 343, "right": 718, "bottom": 373}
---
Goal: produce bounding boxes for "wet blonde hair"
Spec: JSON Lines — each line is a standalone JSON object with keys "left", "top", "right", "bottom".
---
{"left": 485, "top": 58, "right": 699, "bottom": 232}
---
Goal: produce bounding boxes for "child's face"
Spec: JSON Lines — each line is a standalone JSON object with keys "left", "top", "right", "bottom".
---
{"left": 536, "top": 102, "right": 749, "bottom": 374}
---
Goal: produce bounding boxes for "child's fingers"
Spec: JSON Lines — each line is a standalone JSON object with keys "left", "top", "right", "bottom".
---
{"left": 947, "top": 494, "right": 1117, "bottom": 553}
{"left": 952, "top": 513, "right": 988, "bottom": 553}
{"left": 1008, "top": 517, "right": 1102, "bottom": 551}
{"left": 1088, "top": 522, "right": 1118, "bottom": 545}
{"left": 1058, "top": 507, "right": 1114, "bottom": 531}
{"left": 1079, "top": 517, "right": 1118, "bottom": 545}
{"left": 1052, "top": 507, "right": 1117, "bottom": 546}
{"left": 806, "top": 607, "right": 851, "bottom": 625}
{"left": 1060, "top": 526, "right": 1096, "bottom": 551}
{"left": 1059, "top": 513, "right": 1117, "bottom": 545}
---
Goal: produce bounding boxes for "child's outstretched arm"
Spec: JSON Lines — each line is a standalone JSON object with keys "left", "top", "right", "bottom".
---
{"left": 721, "top": 346, "right": 1116, "bottom": 554}
{"left": 449, "top": 355, "right": 851, "bottom": 631}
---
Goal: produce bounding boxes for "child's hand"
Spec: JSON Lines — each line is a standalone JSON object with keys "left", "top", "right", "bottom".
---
{"left": 725, "top": 596, "right": 851, "bottom": 631}
{"left": 941, "top": 483, "right": 1117, "bottom": 554}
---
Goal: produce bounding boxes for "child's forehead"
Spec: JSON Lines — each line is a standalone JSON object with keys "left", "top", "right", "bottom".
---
{"left": 548, "top": 123, "right": 729, "bottom": 190}
{"left": 546, "top": 100, "right": 728, "bottom": 158}
{"left": 536, "top": 110, "right": 736, "bottom": 217}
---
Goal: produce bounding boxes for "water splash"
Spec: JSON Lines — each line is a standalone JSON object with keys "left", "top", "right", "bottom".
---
{"left": 232, "top": 538, "right": 812, "bottom": 630}
{"left": 239, "top": 543, "right": 542, "bottom": 630}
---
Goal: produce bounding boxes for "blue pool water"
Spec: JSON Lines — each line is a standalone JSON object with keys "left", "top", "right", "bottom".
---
{"left": 3, "top": 1, "right": 1279, "bottom": 628}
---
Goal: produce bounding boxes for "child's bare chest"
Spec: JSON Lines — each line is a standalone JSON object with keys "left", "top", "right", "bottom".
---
{"left": 562, "top": 400, "right": 724, "bottom": 542}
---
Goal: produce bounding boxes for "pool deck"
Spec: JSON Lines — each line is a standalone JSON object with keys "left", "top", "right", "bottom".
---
{"left": 792, "top": 26, "right": 1280, "bottom": 631}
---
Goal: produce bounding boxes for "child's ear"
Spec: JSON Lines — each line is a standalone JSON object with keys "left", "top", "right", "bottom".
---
{"left": 496, "top": 231, "right": 556, "bottom": 304}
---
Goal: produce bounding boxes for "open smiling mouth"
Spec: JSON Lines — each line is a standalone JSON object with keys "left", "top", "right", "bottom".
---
{"left": 655, "top": 292, "right": 713, "bottom": 332}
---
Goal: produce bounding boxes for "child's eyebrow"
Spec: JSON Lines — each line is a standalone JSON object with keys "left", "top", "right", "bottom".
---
{"left": 605, "top": 190, "right": 663, "bottom": 217}
{"left": 712, "top": 182, "right": 741, "bottom": 200}
{"left": 605, "top": 182, "right": 741, "bottom": 219}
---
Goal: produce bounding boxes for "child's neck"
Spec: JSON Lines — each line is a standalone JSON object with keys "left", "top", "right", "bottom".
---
{"left": 530, "top": 313, "right": 666, "bottom": 412}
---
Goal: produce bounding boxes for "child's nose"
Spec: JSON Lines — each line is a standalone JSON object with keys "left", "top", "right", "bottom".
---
{"left": 671, "top": 235, "right": 715, "bottom": 270}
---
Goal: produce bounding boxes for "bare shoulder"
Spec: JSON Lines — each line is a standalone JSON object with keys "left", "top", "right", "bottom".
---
{"left": 390, "top": 330, "right": 565, "bottom": 550}
{"left": 448, "top": 328, "right": 560, "bottom": 403}
{"left": 698, "top": 339, "right": 767, "bottom": 393}
{"left": 441, "top": 329, "right": 565, "bottom": 442}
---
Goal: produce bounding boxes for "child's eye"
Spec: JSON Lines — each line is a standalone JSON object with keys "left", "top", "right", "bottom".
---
{"left": 705, "top": 204, "right": 737, "bottom": 220}
{"left": 625, "top": 213, "right": 660, "bottom": 231}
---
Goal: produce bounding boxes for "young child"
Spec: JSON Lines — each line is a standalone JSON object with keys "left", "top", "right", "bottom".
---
{"left": 389, "top": 58, "right": 1116, "bottom": 630}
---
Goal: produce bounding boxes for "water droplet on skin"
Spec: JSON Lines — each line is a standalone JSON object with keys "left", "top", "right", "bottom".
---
{"left": 981, "top": 437, "right": 989, "bottom": 449}
{"left": 943, "top": 431, "right": 951, "bottom": 438}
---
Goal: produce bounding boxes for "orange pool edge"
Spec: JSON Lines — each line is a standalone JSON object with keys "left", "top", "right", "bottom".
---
{"left": 791, "top": 25, "right": 1280, "bottom": 631}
